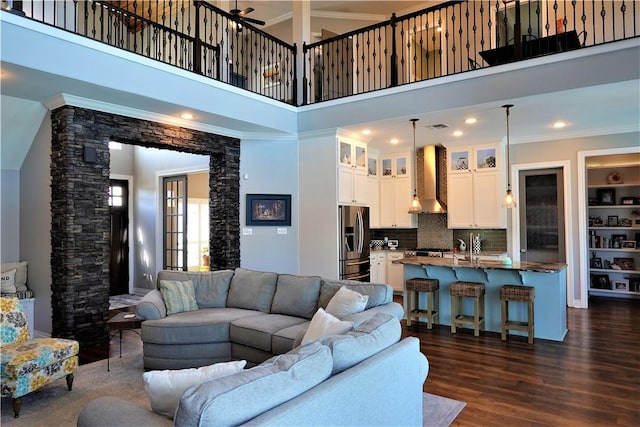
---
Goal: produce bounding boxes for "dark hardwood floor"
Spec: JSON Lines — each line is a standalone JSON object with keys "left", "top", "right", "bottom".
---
{"left": 403, "top": 296, "right": 640, "bottom": 426}
{"left": 81, "top": 297, "right": 639, "bottom": 426}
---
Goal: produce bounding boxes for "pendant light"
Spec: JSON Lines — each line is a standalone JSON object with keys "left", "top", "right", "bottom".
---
{"left": 502, "top": 104, "right": 517, "bottom": 208}
{"left": 409, "top": 118, "right": 423, "bottom": 213}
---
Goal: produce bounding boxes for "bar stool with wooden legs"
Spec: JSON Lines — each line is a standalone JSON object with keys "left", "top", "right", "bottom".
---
{"left": 405, "top": 278, "right": 439, "bottom": 328}
{"left": 500, "top": 285, "right": 535, "bottom": 344}
{"left": 450, "top": 281, "right": 485, "bottom": 336}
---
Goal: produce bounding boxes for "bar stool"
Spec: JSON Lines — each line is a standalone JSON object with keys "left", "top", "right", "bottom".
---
{"left": 450, "top": 281, "right": 485, "bottom": 337}
{"left": 405, "top": 278, "right": 439, "bottom": 329}
{"left": 500, "top": 285, "right": 535, "bottom": 344}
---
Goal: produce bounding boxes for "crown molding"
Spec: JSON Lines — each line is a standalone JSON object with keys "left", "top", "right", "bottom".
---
{"left": 42, "top": 93, "right": 296, "bottom": 141}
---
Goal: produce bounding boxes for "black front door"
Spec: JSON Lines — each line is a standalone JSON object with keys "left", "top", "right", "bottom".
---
{"left": 109, "top": 179, "right": 129, "bottom": 296}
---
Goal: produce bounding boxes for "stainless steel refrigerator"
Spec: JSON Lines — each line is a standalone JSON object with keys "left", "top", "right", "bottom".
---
{"left": 339, "top": 205, "right": 370, "bottom": 281}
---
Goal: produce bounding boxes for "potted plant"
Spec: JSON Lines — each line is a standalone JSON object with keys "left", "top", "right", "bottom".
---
{"left": 201, "top": 247, "right": 210, "bottom": 267}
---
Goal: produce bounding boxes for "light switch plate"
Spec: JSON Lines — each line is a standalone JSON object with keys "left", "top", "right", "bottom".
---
{"left": 277, "top": 227, "right": 287, "bottom": 235}
{"left": 242, "top": 228, "right": 253, "bottom": 235}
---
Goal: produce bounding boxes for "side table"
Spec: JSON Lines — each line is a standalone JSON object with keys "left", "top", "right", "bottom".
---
{"left": 106, "top": 311, "right": 142, "bottom": 371}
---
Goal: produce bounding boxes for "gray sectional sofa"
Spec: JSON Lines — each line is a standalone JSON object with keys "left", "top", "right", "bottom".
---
{"left": 136, "top": 268, "right": 404, "bottom": 370}
{"left": 78, "top": 313, "right": 429, "bottom": 426}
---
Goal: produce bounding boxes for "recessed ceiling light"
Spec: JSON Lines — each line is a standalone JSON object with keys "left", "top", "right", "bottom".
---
{"left": 465, "top": 117, "right": 477, "bottom": 124}
{"left": 453, "top": 130, "right": 464, "bottom": 137}
{"left": 180, "top": 113, "right": 194, "bottom": 120}
{"left": 552, "top": 121, "right": 567, "bottom": 128}
{"left": 362, "top": 129, "right": 371, "bottom": 135}
{"left": 390, "top": 138, "right": 400, "bottom": 144}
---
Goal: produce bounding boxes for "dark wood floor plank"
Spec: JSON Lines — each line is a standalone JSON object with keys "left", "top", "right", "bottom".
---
{"left": 405, "top": 296, "right": 640, "bottom": 426}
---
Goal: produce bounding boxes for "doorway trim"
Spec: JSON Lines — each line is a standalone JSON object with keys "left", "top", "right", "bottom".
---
{"left": 110, "top": 174, "right": 134, "bottom": 294}
{"left": 577, "top": 145, "right": 640, "bottom": 308}
{"left": 510, "top": 160, "right": 575, "bottom": 306}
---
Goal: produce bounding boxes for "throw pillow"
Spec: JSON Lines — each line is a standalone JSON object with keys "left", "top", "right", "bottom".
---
{"left": 159, "top": 280, "right": 198, "bottom": 315}
{"left": 143, "top": 360, "right": 247, "bottom": 418}
{"left": 0, "top": 262, "right": 28, "bottom": 292}
{"left": 325, "top": 286, "right": 368, "bottom": 319}
{"left": 301, "top": 307, "right": 353, "bottom": 344}
{"left": 0, "top": 268, "right": 17, "bottom": 294}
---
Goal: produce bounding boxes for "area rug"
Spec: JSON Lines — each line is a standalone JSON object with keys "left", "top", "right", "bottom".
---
{"left": 1, "top": 351, "right": 465, "bottom": 427}
{"left": 423, "top": 392, "right": 466, "bottom": 427}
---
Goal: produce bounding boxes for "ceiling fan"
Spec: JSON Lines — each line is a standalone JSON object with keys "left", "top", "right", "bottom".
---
{"left": 229, "top": 0, "right": 265, "bottom": 26}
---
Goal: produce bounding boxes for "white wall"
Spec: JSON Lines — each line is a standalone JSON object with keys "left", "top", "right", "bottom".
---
{"left": 1, "top": 169, "right": 20, "bottom": 261}
{"left": 240, "top": 138, "right": 299, "bottom": 273}
{"left": 19, "top": 112, "right": 52, "bottom": 336}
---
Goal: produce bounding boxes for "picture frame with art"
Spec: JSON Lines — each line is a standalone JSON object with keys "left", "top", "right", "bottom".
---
{"left": 613, "top": 257, "right": 635, "bottom": 271}
{"left": 246, "top": 194, "right": 291, "bottom": 226}
{"left": 596, "top": 188, "right": 616, "bottom": 205}
{"left": 591, "top": 274, "right": 610, "bottom": 289}
{"left": 590, "top": 257, "right": 602, "bottom": 269}
{"left": 621, "top": 240, "right": 637, "bottom": 249}
{"left": 612, "top": 279, "right": 629, "bottom": 291}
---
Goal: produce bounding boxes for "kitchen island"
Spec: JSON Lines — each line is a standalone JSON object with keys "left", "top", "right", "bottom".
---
{"left": 397, "top": 256, "right": 567, "bottom": 341}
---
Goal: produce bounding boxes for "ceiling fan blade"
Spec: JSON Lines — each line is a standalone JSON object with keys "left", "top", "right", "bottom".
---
{"left": 242, "top": 16, "right": 265, "bottom": 26}
{"left": 238, "top": 7, "right": 254, "bottom": 17}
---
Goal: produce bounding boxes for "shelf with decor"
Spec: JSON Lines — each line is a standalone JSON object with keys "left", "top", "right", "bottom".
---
{"left": 586, "top": 160, "right": 640, "bottom": 298}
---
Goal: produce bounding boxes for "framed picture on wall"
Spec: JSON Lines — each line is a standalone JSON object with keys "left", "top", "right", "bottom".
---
{"left": 246, "top": 194, "right": 291, "bottom": 226}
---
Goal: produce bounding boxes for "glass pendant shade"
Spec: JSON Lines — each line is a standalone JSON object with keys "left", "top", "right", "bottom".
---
{"left": 503, "top": 188, "right": 517, "bottom": 208}
{"left": 411, "top": 191, "right": 423, "bottom": 212}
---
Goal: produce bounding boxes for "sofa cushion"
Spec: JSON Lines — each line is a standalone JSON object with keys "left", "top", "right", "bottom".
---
{"left": 143, "top": 360, "right": 247, "bottom": 418}
{"left": 194, "top": 270, "right": 234, "bottom": 308}
{"left": 302, "top": 308, "right": 353, "bottom": 343}
{"left": 0, "top": 262, "right": 28, "bottom": 292}
{"left": 226, "top": 268, "right": 278, "bottom": 313}
{"left": 230, "top": 313, "right": 307, "bottom": 352}
{"left": 325, "top": 286, "right": 368, "bottom": 319}
{"left": 174, "top": 341, "right": 333, "bottom": 426}
{"left": 319, "top": 280, "right": 393, "bottom": 310}
{"left": 142, "top": 308, "right": 259, "bottom": 345}
{"left": 318, "top": 313, "right": 401, "bottom": 374}
{"left": 272, "top": 321, "right": 310, "bottom": 355}
{"left": 270, "top": 274, "right": 321, "bottom": 320}
{"left": 159, "top": 280, "right": 198, "bottom": 315}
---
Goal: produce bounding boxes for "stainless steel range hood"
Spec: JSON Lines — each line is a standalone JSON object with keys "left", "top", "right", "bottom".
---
{"left": 412, "top": 145, "right": 447, "bottom": 214}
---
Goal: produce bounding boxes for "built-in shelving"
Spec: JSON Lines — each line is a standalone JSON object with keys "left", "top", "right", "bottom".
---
{"left": 586, "top": 160, "right": 640, "bottom": 298}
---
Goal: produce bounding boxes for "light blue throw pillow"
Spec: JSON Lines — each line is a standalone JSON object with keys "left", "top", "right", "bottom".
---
{"left": 159, "top": 280, "right": 198, "bottom": 315}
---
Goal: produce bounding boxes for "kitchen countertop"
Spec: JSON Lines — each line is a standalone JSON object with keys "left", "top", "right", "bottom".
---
{"left": 396, "top": 256, "right": 566, "bottom": 273}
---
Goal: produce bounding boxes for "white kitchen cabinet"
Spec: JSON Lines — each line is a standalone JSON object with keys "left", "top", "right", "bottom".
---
{"left": 369, "top": 252, "right": 386, "bottom": 283}
{"left": 338, "top": 139, "right": 368, "bottom": 205}
{"left": 367, "top": 154, "right": 380, "bottom": 228}
{"left": 378, "top": 151, "right": 416, "bottom": 228}
{"left": 385, "top": 251, "right": 405, "bottom": 292}
{"left": 447, "top": 144, "right": 505, "bottom": 229}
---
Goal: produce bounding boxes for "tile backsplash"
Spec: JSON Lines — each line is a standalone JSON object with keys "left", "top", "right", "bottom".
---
{"left": 371, "top": 213, "right": 507, "bottom": 251}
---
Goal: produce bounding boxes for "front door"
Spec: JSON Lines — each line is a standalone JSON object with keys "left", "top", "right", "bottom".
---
{"left": 109, "top": 179, "right": 129, "bottom": 296}
{"left": 518, "top": 168, "right": 566, "bottom": 263}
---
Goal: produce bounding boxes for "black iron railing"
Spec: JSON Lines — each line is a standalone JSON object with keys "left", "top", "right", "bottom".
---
{"left": 4, "top": 1, "right": 638, "bottom": 106}
{"left": 7, "top": 0, "right": 296, "bottom": 104}
{"left": 303, "top": 0, "right": 639, "bottom": 103}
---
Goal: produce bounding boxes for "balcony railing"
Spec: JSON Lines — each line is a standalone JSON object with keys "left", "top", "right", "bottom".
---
{"left": 303, "top": 0, "right": 639, "bottom": 104}
{"left": 4, "top": 1, "right": 638, "bottom": 106}
{"left": 5, "top": 0, "right": 296, "bottom": 104}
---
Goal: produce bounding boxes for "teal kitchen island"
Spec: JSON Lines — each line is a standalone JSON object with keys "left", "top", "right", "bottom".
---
{"left": 397, "top": 257, "right": 567, "bottom": 341}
